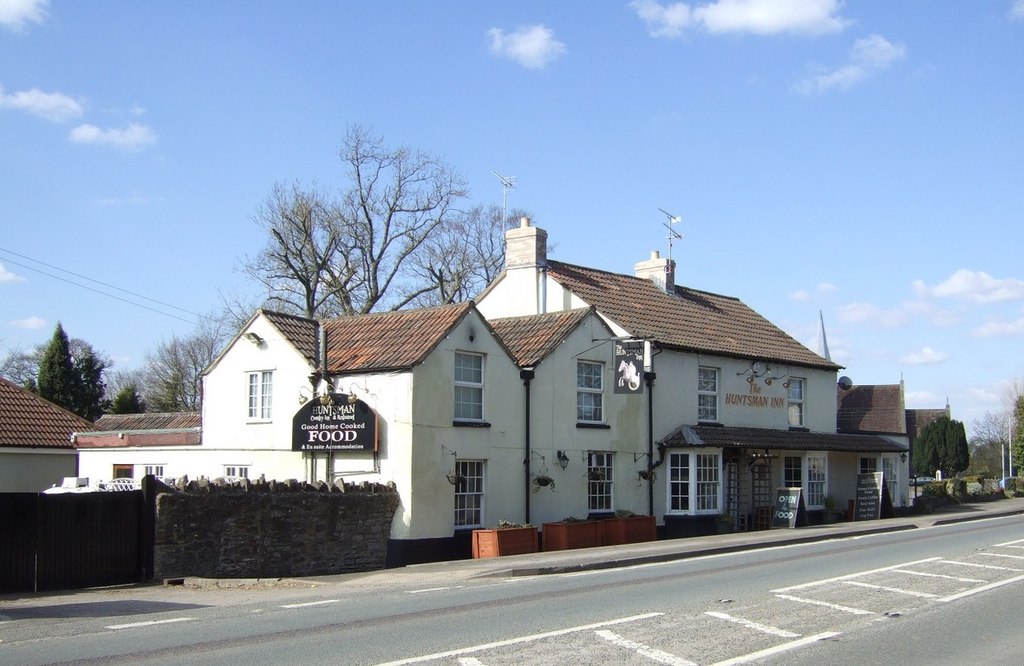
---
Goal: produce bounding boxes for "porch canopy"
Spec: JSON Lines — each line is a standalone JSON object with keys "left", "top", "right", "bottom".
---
{"left": 659, "top": 424, "right": 907, "bottom": 454}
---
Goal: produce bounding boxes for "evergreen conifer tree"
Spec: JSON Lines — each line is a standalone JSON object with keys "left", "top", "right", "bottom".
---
{"left": 36, "top": 322, "right": 77, "bottom": 412}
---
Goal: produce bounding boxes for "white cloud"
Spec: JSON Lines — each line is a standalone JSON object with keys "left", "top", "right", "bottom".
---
{"left": 899, "top": 346, "right": 949, "bottom": 365}
{"left": 68, "top": 122, "right": 157, "bottom": 150}
{"left": 9, "top": 315, "right": 45, "bottom": 330}
{"left": 836, "top": 301, "right": 908, "bottom": 327}
{"left": 0, "top": 262, "right": 25, "bottom": 283}
{"left": 487, "top": 24, "right": 566, "bottom": 70}
{"left": 0, "top": 0, "right": 48, "bottom": 31}
{"left": 795, "top": 34, "right": 906, "bottom": 94}
{"left": 1012, "top": 0, "right": 1024, "bottom": 21}
{"left": 631, "top": 0, "right": 849, "bottom": 38}
{"left": 913, "top": 269, "right": 1024, "bottom": 304}
{"left": 970, "top": 317, "right": 1024, "bottom": 338}
{"left": 0, "top": 84, "right": 83, "bottom": 122}
{"left": 789, "top": 281, "right": 837, "bottom": 302}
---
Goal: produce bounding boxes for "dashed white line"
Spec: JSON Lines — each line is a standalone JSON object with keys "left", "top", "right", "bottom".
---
{"left": 280, "top": 599, "right": 340, "bottom": 609}
{"left": 774, "top": 594, "right": 874, "bottom": 615}
{"left": 993, "top": 538, "right": 1024, "bottom": 547}
{"left": 595, "top": 630, "right": 698, "bottom": 666}
{"left": 842, "top": 580, "right": 937, "bottom": 598}
{"left": 891, "top": 568, "right": 986, "bottom": 583}
{"left": 106, "top": 617, "right": 194, "bottom": 630}
{"left": 704, "top": 611, "right": 800, "bottom": 638}
{"left": 939, "top": 572, "right": 1024, "bottom": 602}
{"left": 939, "top": 559, "right": 1024, "bottom": 572}
{"left": 708, "top": 631, "right": 841, "bottom": 666}
{"left": 407, "top": 586, "right": 465, "bottom": 594}
{"left": 771, "top": 557, "right": 941, "bottom": 592}
{"left": 371, "top": 612, "right": 664, "bottom": 665}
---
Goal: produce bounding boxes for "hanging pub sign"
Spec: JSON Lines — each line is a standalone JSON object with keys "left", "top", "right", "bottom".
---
{"left": 292, "top": 394, "right": 377, "bottom": 452}
{"left": 614, "top": 340, "right": 645, "bottom": 395}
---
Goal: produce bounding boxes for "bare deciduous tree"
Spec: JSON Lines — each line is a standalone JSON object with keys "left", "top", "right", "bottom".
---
{"left": 142, "top": 319, "right": 228, "bottom": 412}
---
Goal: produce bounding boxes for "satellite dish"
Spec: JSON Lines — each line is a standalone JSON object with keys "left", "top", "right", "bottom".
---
{"left": 837, "top": 376, "right": 853, "bottom": 390}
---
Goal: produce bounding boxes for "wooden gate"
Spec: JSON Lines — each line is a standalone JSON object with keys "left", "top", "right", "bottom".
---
{"left": 0, "top": 488, "right": 151, "bottom": 593}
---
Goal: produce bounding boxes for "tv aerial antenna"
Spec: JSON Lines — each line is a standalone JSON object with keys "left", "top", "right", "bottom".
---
{"left": 658, "top": 208, "right": 683, "bottom": 264}
{"left": 493, "top": 170, "right": 517, "bottom": 221}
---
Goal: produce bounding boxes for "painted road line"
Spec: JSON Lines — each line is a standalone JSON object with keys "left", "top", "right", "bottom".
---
{"left": 891, "top": 568, "right": 986, "bottom": 583}
{"left": 595, "top": 630, "right": 698, "bottom": 666}
{"left": 106, "top": 617, "right": 194, "bottom": 630}
{"left": 457, "top": 659, "right": 485, "bottom": 666}
{"left": 280, "top": 599, "right": 340, "bottom": 609}
{"left": 939, "top": 572, "right": 1024, "bottom": 603}
{"left": 842, "top": 580, "right": 937, "bottom": 598}
{"left": 939, "top": 559, "right": 1024, "bottom": 572}
{"left": 704, "top": 611, "right": 800, "bottom": 638}
{"left": 407, "top": 586, "right": 465, "bottom": 594}
{"left": 372, "top": 612, "right": 664, "bottom": 666}
{"left": 774, "top": 594, "right": 874, "bottom": 615}
{"left": 771, "top": 557, "right": 941, "bottom": 593}
{"left": 977, "top": 552, "right": 1024, "bottom": 561}
{"left": 708, "top": 632, "right": 841, "bottom": 666}
{"left": 993, "top": 538, "right": 1024, "bottom": 547}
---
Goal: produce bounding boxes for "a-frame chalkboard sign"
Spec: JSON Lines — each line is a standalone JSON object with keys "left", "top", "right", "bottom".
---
{"left": 854, "top": 472, "right": 894, "bottom": 521}
{"left": 771, "top": 487, "right": 807, "bottom": 529}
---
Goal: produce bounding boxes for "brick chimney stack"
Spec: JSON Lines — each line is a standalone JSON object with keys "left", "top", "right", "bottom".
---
{"left": 504, "top": 217, "right": 548, "bottom": 269}
{"left": 634, "top": 250, "right": 676, "bottom": 293}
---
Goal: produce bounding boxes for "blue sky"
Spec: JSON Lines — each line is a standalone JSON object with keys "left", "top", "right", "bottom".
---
{"left": 2, "top": 0, "right": 1022, "bottom": 434}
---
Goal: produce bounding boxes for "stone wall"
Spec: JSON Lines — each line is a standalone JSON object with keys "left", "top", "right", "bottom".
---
{"left": 153, "top": 477, "right": 400, "bottom": 580}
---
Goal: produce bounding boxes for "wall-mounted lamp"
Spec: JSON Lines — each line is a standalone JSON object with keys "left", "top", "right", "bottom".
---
{"left": 244, "top": 332, "right": 264, "bottom": 345}
{"left": 319, "top": 392, "right": 334, "bottom": 407}
{"left": 556, "top": 450, "right": 570, "bottom": 470}
{"left": 900, "top": 452, "right": 908, "bottom": 463}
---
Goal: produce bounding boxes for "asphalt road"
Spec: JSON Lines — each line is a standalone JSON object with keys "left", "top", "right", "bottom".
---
{"left": 3, "top": 507, "right": 1024, "bottom": 665}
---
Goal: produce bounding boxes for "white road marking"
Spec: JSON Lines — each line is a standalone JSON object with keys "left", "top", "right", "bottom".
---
{"left": 372, "top": 612, "right": 664, "bottom": 665}
{"left": 774, "top": 594, "right": 874, "bottom": 615}
{"left": 977, "top": 552, "right": 1024, "bottom": 561}
{"left": 407, "top": 586, "right": 465, "bottom": 594}
{"left": 939, "top": 572, "right": 1024, "bottom": 602}
{"left": 280, "top": 599, "right": 340, "bottom": 608}
{"left": 457, "top": 659, "right": 485, "bottom": 666}
{"left": 595, "top": 630, "right": 698, "bottom": 666}
{"left": 993, "top": 538, "right": 1024, "bottom": 547}
{"left": 891, "top": 568, "right": 986, "bottom": 583}
{"left": 704, "top": 611, "right": 800, "bottom": 638}
{"left": 939, "top": 559, "right": 1024, "bottom": 572}
{"left": 771, "top": 557, "right": 941, "bottom": 592}
{"left": 105, "top": 617, "right": 194, "bottom": 630}
{"left": 708, "top": 632, "right": 841, "bottom": 666}
{"left": 842, "top": 580, "right": 937, "bottom": 598}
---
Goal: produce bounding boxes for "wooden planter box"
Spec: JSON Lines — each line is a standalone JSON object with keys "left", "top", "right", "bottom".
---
{"left": 601, "top": 515, "right": 657, "bottom": 546}
{"left": 542, "top": 521, "right": 603, "bottom": 551}
{"left": 471, "top": 526, "right": 539, "bottom": 558}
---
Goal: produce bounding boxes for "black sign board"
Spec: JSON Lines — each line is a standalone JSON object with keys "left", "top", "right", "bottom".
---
{"left": 614, "top": 340, "right": 644, "bottom": 395}
{"left": 292, "top": 394, "right": 377, "bottom": 452}
{"left": 771, "top": 487, "right": 806, "bottom": 529}
{"left": 854, "top": 472, "right": 894, "bottom": 521}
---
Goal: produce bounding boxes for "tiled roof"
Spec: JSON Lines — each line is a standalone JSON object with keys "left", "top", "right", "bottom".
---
{"left": 262, "top": 309, "right": 319, "bottom": 365}
{"left": 0, "top": 377, "right": 93, "bottom": 449}
{"left": 323, "top": 302, "right": 475, "bottom": 373}
{"left": 489, "top": 308, "right": 595, "bottom": 367}
{"left": 92, "top": 412, "right": 201, "bottom": 432}
{"left": 906, "top": 408, "right": 950, "bottom": 444}
{"left": 546, "top": 261, "right": 839, "bottom": 370}
{"left": 660, "top": 424, "right": 905, "bottom": 454}
{"left": 837, "top": 384, "right": 907, "bottom": 435}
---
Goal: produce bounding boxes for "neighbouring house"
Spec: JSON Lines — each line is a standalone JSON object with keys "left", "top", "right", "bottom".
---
{"left": 72, "top": 217, "right": 916, "bottom": 565}
{"left": 0, "top": 377, "right": 91, "bottom": 492}
{"left": 75, "top": 412, "right": 201, "bottom": 483}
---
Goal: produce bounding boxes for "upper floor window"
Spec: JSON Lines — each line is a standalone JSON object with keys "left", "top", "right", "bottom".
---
{"left": 454, "top": 460, "right": 485, "bottom": 528}
{"left": 587, "top": 452, "right": 613, "bottom": 513}
{"left": 577, "top": 361, "right": 604, "bottom": 423}
{"left": 247, "top": 370, "right": 273, "bottom": 420}
{"left": 698, "top": 367, "right": 719, "bottom": 422}
{"left": 787, "top": 377, "right": 805, "bottom": 427}
{"left": 454, "top": 352, "right": 484, "bottom": 421}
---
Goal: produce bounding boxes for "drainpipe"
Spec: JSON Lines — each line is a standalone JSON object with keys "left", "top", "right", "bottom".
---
{"left": 521, "top": 367, "right": 535, "bottom": 523}
{"left": 645, "top": 369, "right": 657, "bottom": 516}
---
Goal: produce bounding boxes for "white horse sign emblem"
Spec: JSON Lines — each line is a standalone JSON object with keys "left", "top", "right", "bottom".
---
{"left": 614, "top": 340, "right": 645, "bottom": 395}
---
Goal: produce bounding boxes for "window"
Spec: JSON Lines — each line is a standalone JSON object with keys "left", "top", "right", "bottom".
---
{"left": 859, "top": 457, "right": 878, "bottom": 475}
{"left": 783, "top": 456, "right": 802, "bottom": 488}
{"left": 113, "top": 464, "right": 133, "bottom": 479}
{"left": 577, "top": 361, "right": 604, "bottom": 423}
{"left": 224, "top": 465, "right": 250, "bottom": 479}
{"left": 787, "top": 378, "right": 805, "bottom": 427}
{"left": 698, "top": 367, "right": 719, "bottom": 422}
{"left": 143, "top": 465, "right": 165, "bottom": 477}
{"left": 668, "top": 450, "right": 721, "bottom": 514}
{"left": 454, "top": 352, "right": 484, "bottom": 421}
{"left": 881, "top": 455, "right": 897, "bottom": 502}
{"left": 807, "top": 454, "right": 826, "bottom": 508}
{"left": 454, "top": 460, "right": 485, "bottom": 528}
{"left": 588, "top": 452, "right": 613, "bottom": 512}
{"left": 247, "top": 371, "right": 273, "bottom": 420}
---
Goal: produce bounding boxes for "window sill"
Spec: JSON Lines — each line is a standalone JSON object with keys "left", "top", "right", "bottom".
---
{"left": 245, "top": 419, "right": 273, "bottom": 425}
{"left": 453, "top": 420, "right": 491, "bottom": 428}
{"left": 576, "top": 422, "right": 611, "bottom": 430}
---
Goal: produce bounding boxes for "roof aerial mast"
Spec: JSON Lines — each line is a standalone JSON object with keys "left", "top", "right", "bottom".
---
{"left": 492, "top": 170, "right": 517, "bottom": 222}
{"left": 658, "top": 208, "right": 683, "bottom": 264}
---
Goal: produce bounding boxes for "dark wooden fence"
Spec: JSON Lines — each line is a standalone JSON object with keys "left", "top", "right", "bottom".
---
{"left": 0, "top": 484, "right": 154, "bottom": 593}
